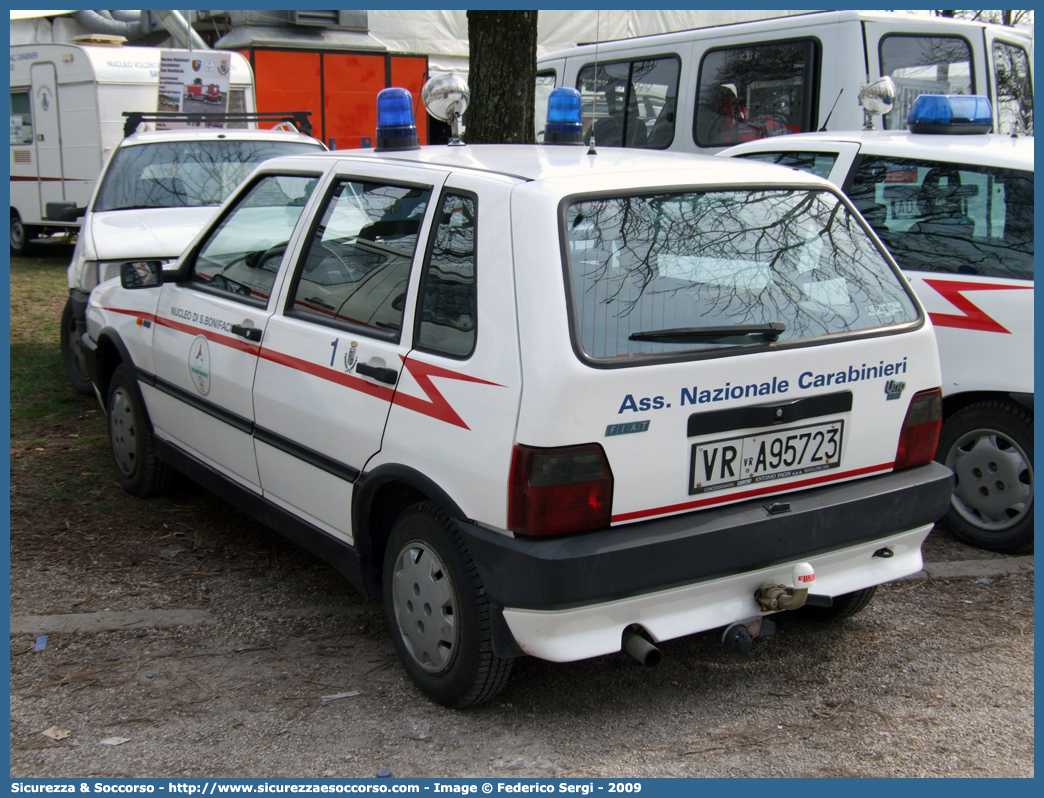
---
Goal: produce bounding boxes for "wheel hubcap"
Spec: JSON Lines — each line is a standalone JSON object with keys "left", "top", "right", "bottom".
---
{"left": 109, "top": 387, "right": 139, "bottom": 477}
{"left": 946, "top": 428, "right": 1033, "bottom": 531}
{"left": 391, "top": 541, "right": 458, "bottom": 674}
{"left": 11, "top": 218, "right": 25, "bottom": 251}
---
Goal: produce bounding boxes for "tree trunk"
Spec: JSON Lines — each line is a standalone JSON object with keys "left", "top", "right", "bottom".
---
{"left": 466, "top": 10, "right": 538, "bottom": 144}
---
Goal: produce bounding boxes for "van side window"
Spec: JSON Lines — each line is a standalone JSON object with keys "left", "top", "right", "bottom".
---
{"left": 10, "top": 91, "right": 33, "bottom": 145}
{"left": 191, "top": 174, "right": 319, "bottom": 305}
{"left": 880, "top": 35, "right": 973, "bottom": 131}
{"left": 694, "top": 39, "right": 818, "bottom": 148}
{"left": 849, "top": 155, "right": 1033, "bottom": 281}
{"left": 534, "top": 72, "right": 557, "bottom": 143}
{"left": 577, "top": 56, "right": 680, "bottom": 149}
{"left": 287, "top": 180, "right": 432, "bottom": 340}
{"left": 992, "top": 41, "right": 1033, "bottom": 136}
{"left": 415, "top": 192, "right": 477, "bottom": 358}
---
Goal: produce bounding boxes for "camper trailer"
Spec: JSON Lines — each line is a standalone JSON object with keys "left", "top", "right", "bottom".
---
{"left": 9, "top": 43, "right": 254, "bottom": 254}
{"left": 536, "top": 11, "right": 1033, "bottom": 154}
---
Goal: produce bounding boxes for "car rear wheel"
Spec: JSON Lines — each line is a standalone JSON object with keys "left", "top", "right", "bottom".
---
{"left": 383, "top": 502, "right": 512, "bottom": 707}
{"left": 107, "top": 364, "right": 173, "bottom": 498}
{"left": 798, "top": 586, "right": 877, "bottom": 622}
{"left": 61, "top": 298, "right": 94, "bottom": 395}
{"left": 936, "top": 401, "right": 1033, "bottom": 551}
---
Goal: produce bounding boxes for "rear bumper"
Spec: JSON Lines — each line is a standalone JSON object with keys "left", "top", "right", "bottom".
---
{"left": 502, "top": 525, "right": 932, "bottom": 662}
{"left": 455, "top": 461, "right": 952, "bottom": 660}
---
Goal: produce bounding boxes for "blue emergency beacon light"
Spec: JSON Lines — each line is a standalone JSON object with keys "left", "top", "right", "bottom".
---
{"left": 907, "top": 94, "right": 993, "bottom": 135}
{"left": 543, "top": 87, "right": 584, "bottom": 145}
{"left": 376, "top": 88, "right": 419, "bottom": 151}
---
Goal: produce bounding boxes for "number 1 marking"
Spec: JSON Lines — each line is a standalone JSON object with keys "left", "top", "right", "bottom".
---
{"left": 330, "top": 338, "right": 339, "bottom": 367}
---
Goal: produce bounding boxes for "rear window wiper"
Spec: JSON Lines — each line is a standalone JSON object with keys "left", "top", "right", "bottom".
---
{"left": 629, "top": 322, "right": 785, "bottom": 344}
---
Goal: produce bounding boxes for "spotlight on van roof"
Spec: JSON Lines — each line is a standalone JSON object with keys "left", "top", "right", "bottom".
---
{"left": 544, "top": 87, "right": 584, "bottom": 145}
{"left": 907, "top": 94, "right": 993, "bottom": 135}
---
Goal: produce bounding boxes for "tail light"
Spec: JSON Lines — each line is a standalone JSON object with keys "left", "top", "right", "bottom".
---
{"left": 894, "top": 388, "right": 943, "bottom": 470}
{"left": 508, "top": 444, "right": 613, "bottom": 536}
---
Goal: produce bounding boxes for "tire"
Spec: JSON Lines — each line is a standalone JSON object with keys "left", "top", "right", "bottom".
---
{"left": 936, "top": 401, "right": 1033, "bottom": 551}
{"left": 382, "top": 502, "right": 512, "bottom": 707}
{"left": 11, "top": 212, "right": 33, "bottom": 257}
{"left": 60, "top": 298, "right": 94, "bottom": 395}
{"left": 798, "top": 586, "right": 877, "bottom": 622}
{"left": 107, "top": 364, "right": 173, "bottom": 498}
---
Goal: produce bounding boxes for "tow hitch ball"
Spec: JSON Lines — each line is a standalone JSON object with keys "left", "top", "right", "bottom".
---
{"left": 723, "top": 563, "right": 817, "bottom": 656}
{"left": 754, "top": 562, "right": 816, "bottom": 612}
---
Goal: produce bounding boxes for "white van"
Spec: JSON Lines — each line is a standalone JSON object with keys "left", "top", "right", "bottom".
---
{"left": 536, "top": 11, "right": 1033, "bottom": 153}
{"left": 9, "top": 43, "right": 254, "bottom": 255}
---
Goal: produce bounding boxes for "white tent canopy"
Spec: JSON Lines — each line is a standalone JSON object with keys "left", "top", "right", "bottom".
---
{"left": 13, "top": 10, "right": 811, "bottom": 72}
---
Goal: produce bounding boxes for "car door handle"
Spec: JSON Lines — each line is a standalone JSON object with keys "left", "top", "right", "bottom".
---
{"left": 355, "top": 362, "right": 398, "bottom": 385}
{"left": 230, "top": 324, "right": 262, "bottom": 342}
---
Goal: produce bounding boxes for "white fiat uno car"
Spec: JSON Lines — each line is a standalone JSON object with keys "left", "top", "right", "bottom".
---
{"left": 722, "top": 94, "right": 1033, "bottom": 551}
{"left": 83, "top": 85, "right": 953, "bottom": 707}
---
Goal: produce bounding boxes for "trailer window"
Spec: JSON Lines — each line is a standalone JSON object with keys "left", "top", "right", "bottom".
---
{"left": 849, "top": 156, "right": 1033, "bottom": 281}
{"left": 992, "top": 40, "right": 1033, "bottom": 135}
{"left": 880, "top": 35, "right": 973, "bottom": 131}
{"left": 694, "top": 39, "right": 818, "bottom": 148}
{"left": 10, "top": 91, "right": 33, "bottom": 145}
{"left": 576, "top": 56, "right": 680, "bottom": 149}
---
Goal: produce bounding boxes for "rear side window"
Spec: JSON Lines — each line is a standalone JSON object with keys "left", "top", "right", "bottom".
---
{"left": 576, "top": 56, "right": 680, "bottom": 149}
{"left": 992, "top": 40, "right": 1033, "bottom": 135}
{"left": 534, "top": 72, "right": 557, "bottom": 143}
{"left": 694, "top": 39, "right": 818, "bottom": 148}
{"left": 564, "top": 189, "right": 918, "bottom": 362}
{"left": 880, "top": 35, "right": 973, "bottom": 131}
{"left": 848, "top": 156, "right": 1033, "bottom": 281}
{"left": 287, "top": 180, "right": 432, "bottom": 340}
{"left": 737, "top": 150, "right": 838, "bottom": 180}
{"left": 415, "top": 192, "right": 477, "bottom": 358}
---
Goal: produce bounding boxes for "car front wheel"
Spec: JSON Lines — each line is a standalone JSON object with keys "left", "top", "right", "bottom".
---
{"left": 383, "top": 502, "right": 512, "bottom": 707}
{"left": 107, "top": 364, "right": 173, "bottom": 498}
{"left": 936, "top": 400, "right": 1033, "bottom": 551}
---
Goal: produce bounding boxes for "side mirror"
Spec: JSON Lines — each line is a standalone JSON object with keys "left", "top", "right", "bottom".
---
{"left": 121, "top": 260, "right": 164, "bottom": 289}
{"left": 45, "top": 201, "right": 87, "bottom": 222}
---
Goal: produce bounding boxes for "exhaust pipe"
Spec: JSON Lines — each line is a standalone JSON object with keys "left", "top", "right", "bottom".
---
{"left": 622, "top": 627, "right": 661, "bottom": 667}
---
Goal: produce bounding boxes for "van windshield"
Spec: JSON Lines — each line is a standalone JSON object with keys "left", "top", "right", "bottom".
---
{"left": 94, "top": 139, "right": 322, "bottom": 212}
{"left": 564, "top": 189, "right": 919, "bottom": 361}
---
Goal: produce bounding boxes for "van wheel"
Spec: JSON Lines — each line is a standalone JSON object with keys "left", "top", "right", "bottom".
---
{"left": 383, "top": 502, "right": 512, "bottom": 707}
{"left": 107, "top": 364, "right": 172, "bottom": 498}
{"left": 936, "top": 401, "right": 1033, "bottom": 551}
{"left": 60, "top": 298, "right": 94, "bottom": 395}
{"left": 798, "top": 586, "right": 877, "bottom": 622}
{"left": 11, "top": 212, "right": 33, "bottom": 257}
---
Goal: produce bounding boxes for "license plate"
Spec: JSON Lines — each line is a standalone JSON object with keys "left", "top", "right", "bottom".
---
{"left": 689, "top": 420, "right": 844, "bottom": 495}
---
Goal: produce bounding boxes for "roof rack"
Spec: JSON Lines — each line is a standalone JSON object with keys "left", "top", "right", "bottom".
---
{"left": 122, "top": 111, "right": 313, "bottom": 139}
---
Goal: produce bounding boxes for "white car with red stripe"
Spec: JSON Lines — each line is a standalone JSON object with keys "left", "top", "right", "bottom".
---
{"left": 82, "top": 87, "right": 952, "bottom": 707}
{"left": 721, "top": 115, "right": 1033, "bottom": 551}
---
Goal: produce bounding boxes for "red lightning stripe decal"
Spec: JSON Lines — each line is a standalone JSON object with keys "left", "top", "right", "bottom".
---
{"left": 393, "top": 356, "right": 504, "bottom": 430}
{"left": 106, "top": 307, "right": 261, "bottom": 354}
{"left": 922, "top": 279, "right": 1032, "bottom": 334}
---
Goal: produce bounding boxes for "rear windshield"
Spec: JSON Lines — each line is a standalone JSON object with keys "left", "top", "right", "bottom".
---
{"left": 564, "top": 189, "right": 919, "bottom": 362}
{"left": 94, "top": 139, "right": 323, "bottom": 212}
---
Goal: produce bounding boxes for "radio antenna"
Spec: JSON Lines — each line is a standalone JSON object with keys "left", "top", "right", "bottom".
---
{"left": 588, "top": 10, "right": 601, "bottom": 154}
{"left": 819, "top": 88, "right": 843, "bottom": 132}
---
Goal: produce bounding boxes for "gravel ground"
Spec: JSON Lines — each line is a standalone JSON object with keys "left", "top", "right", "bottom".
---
{"left": 9, "top": 244, "right": 1034, "bottom": 778}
